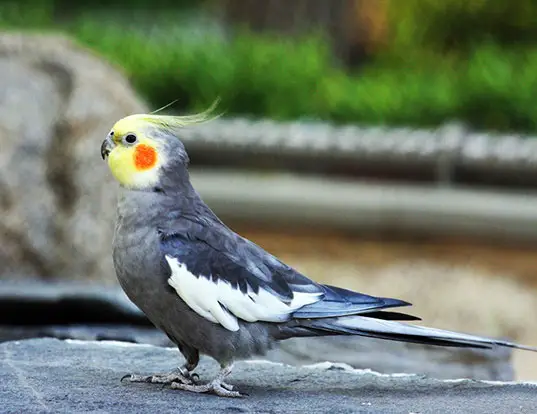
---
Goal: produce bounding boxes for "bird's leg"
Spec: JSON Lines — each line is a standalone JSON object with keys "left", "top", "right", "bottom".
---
{"left": 176, "top": 343, "right": 201, "bottom": 383}
{"left": 171, "top": 362, "right": 243, "bottom": 398}
{"left": 177, "top": 362, "right": 200, "bottom": 384}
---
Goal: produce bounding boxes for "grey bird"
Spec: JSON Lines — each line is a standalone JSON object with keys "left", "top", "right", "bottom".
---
{"left": 101, "top": 107, "right": 537, "bottom": 397}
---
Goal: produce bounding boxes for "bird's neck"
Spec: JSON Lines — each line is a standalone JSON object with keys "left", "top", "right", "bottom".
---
{"left": 116, "top": 172, "right": 199, "bottom": 220}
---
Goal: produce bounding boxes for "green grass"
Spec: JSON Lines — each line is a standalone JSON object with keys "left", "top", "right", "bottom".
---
{"left": 71, "top": 21, "right": 338, "bottom": 119}
{"left": 0, "top": 1, "right": 55, "bottom": 28}
{"left": 387, "top": 0, "right": 537, "bottom": 54}
{"left": 53, "top": 23, "right": 537, "bottom": 133}
{"left": 3, "top": 1, "right": 537, "bottom": 134}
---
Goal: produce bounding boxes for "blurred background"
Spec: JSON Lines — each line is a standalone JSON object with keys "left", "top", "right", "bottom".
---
{"left": 2, "top": 0, "right": 537, "bottom": 382}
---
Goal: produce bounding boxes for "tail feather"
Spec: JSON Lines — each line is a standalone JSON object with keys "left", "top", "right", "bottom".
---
{"left": 291, "top": 315, "right": 537, "bottom": 352}
{"left": 360, "top": 310, "right": 422, "bottom": 322}
{"left": 292, "top": 284, "right": 413, "bottom": 319}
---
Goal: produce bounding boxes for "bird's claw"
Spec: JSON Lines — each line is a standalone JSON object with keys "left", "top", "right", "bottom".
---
{"left": 177, "top": 367, "right": 200, "bottom": 384}
{"left": 221, "top": 381, "right": 233, "bottom": 391}
{"left": 121, "top": 372, "right": 194, "bottom": 385}
{"left": 171, "top": 380, "right": 245, "bottom": 398}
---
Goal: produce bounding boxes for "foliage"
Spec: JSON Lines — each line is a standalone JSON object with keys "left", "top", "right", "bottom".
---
{"left": 387, "top": 0, "right": 537, "bottom": 54}
{"left": 72, "top": 23, "right": 336, "bottom": 119}
{"left": 72, "top": 23, "right": 537, "bottom": 133}
{"left": 0, "top": 1, "right": 55, "bottom": 28}
{"left": 2, "top": 0, "right": 537, "bottom": 134}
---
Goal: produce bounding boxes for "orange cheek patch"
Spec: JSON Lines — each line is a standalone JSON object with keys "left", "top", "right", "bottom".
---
{"left": 133, "top": 144, "right": 158, "bottom": 171}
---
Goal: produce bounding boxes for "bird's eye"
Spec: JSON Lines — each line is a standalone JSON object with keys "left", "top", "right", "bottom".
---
{"left": 124, "top": 134, "right": 137, "bottom": 144}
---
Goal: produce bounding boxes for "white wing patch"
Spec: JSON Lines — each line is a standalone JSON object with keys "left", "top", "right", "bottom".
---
{"left": 165, "top": 255, "right": 321, "bottom": 332}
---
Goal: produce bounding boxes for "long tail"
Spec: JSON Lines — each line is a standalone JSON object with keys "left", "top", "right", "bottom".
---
{"left": 282, "top": 315, "right": 537, "bottom": 352}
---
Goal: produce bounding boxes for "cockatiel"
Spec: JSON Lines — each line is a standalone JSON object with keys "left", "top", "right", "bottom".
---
{"left": 101, "top": 105, "right": 537, "bottom": 398}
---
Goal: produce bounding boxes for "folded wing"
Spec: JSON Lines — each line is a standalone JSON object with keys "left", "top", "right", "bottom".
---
{"left": 160, "top": 230, "right": 417, "bottom": 332}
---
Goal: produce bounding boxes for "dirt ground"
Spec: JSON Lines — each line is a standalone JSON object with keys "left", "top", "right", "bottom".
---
{"left": 231, "top": 223, "right": 537, "bottom": 381}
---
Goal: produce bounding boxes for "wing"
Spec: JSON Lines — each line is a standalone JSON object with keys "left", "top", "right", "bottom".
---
{"left": 159, "top": 219, "right": 416, "bottom": 332}
{"left": 160, "top": 232, "right": 322, "bottom": 331}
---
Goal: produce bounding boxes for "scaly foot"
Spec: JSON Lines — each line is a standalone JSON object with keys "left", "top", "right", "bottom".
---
{"left": 171, "top": 379, "right": 244, "bottom": 398}
{"left": 121, "top": 367, "right": 198, "bottom": 385}
{"left": 170, "top": 362, "right": 244, "bottom": 398}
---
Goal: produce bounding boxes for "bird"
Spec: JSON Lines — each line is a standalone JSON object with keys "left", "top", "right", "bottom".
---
{"left": 101, "top": 103, "right": 537, "bottom": 398}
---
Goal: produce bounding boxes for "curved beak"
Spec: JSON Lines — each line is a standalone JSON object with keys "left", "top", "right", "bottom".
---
{"left": 101, "top": 136, "right": 114, "bottom": 160}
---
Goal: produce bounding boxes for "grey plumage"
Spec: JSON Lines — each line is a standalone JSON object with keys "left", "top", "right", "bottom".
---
{"left": 103, "top": 120, "right": 537, "bottom": 398}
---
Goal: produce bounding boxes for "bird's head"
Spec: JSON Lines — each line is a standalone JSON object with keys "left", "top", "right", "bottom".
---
{"left": 101, "top": 102, "right": 219, "bottom": 190}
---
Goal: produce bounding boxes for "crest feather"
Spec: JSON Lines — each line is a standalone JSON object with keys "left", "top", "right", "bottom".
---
{"left": 142, "top": 98, "right": 223, "bottom": 131}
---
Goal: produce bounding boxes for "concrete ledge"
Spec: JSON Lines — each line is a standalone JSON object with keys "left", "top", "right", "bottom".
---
{"left": 1, "top": 338, "right": 536, "bottom": 413}
{"left": 190, "top": 169, "right": 537, "bottom": 243}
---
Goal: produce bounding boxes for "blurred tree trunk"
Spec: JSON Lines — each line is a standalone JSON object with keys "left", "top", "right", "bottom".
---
{"left": 218, "top": 0, "right": 388, "bottom": 68}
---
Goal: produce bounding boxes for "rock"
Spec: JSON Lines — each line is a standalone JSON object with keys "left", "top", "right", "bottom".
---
{"left": 1, "top": 338, "right": 536, "bottom": 413}
{"left": 0, "top": 33, "right": 148, "bottom": 284}
{"left": 0, "top": 325, "right": 170, "bottom": 347}
{"left": 0, "top": 281, "right": 517, "bottom": 382}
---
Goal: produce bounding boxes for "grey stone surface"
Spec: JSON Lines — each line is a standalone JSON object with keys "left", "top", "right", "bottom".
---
{"left": 0, "top": 33, "right": 148, "bottom": 284}
{"left": 0, "top": 281, "right": 517, "bottom": 382}
{"left": 0, "top": 325, "right": 169, "bottom": 346}
{"left": 1, "top": 338, "right": 536, "bottom": 414}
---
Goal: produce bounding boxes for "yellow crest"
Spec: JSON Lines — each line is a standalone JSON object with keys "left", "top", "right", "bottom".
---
{"left": 105, "top": 100, "right": 222, "bottom": 189}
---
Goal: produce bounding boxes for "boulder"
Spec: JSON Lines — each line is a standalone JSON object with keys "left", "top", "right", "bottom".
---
{"left": 1, "top": 338, "right": 536, "bottom": 413}
{"left": 0, "top": 33, "right": 148, "bottom": 284}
